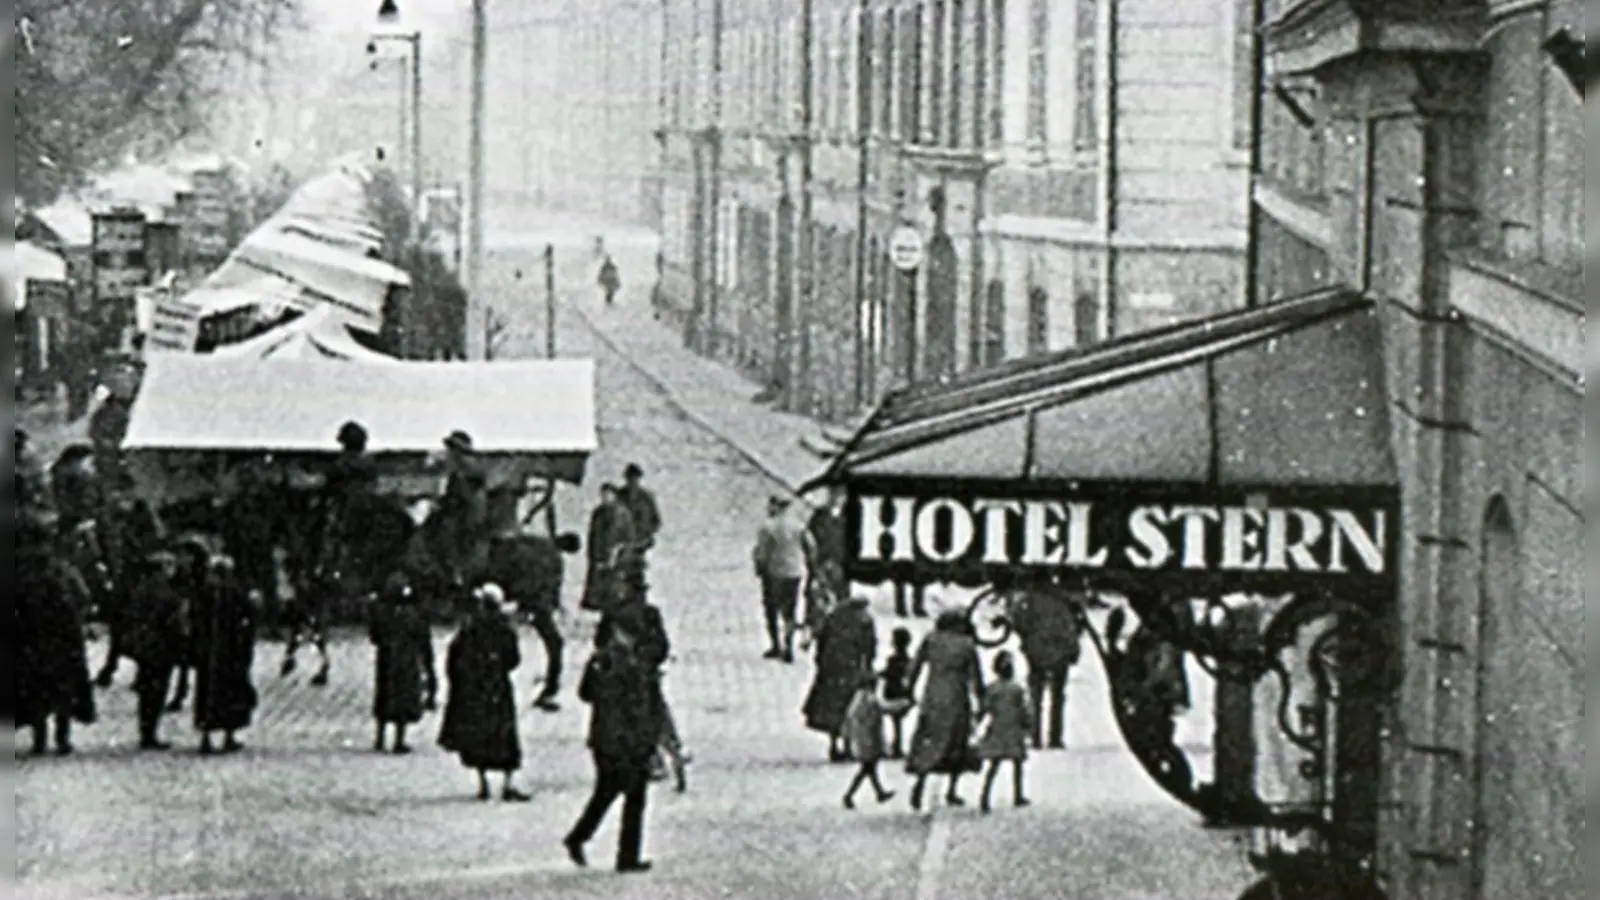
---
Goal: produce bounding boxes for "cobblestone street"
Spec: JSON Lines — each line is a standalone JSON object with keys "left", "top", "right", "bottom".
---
{"left": 14, "top": 217, "right": 1251, "bottom": 900}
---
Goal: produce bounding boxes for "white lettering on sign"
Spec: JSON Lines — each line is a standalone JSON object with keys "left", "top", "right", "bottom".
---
{"left": 853, "top": 495, "right": 1391, "bottom": 575}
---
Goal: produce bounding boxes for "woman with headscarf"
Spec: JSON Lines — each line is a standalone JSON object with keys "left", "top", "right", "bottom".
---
{"left": 191, "top": 555, "right": 259, "bottom": 755}
{"left": 15, "top": 545, "right": 96, "bottom": 755}
{"left": 439, "top": 583, "right": 531, "bottom": 801}
{"left": 369, "top": 572, "right": 436, "bottom": 753}
{"left": 905, "top": 609, "right": 986, "bottom": 810}
{"left": 802, "top": 594, "right": 877, "bottom": 761}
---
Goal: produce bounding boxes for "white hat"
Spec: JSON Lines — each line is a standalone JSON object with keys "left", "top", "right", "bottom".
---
{"left": 475, "top": 582, "right": 506, "bottom": 606}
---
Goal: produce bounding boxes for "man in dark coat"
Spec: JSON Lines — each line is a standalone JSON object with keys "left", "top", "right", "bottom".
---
{"left": 16, "top": 545, "right": 96, "bottom": 755}
{"left": 564, "top": 604, "right": 663, "bottom": 873}
{"left": 805, "top": 486, "right": 849, "bottom": 606}
{"left": 802, "top": 594, "right": 877, "bottom": 761}
{"left": 369, "top": 573, "right": 437, "bottom": 753}
{"left": 597, "top": 255, "right": 620, "bottom": 306}
{"left": 439, "top": 583, "right": 531, "bottom": 801}
{"left": 436, "top": 430, "right": 490, "bottom": 588}
{"left": 191, "top": 556, "right": 259, "bottom": 755}
{"left": 580, "top": 483, "right": 636, "bottom": 613}
{"left": 95, "top": 477, "right": 167, "bottom": 688}
{"left": 617, "top": 464, "right": 661, "bottom": 553}
{"left": 1010, "top": 588, "right": 1085, "bottom": 750}
{"left": 124, "top": 551, "right": 188, "bottom": 750}
{"left": 487, "top": 532, "right": 566, "bottom": 712}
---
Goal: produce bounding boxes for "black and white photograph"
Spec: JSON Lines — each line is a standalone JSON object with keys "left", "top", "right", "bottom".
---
{"left": 9, "top": 0, "right": 1587, "bottom": 897}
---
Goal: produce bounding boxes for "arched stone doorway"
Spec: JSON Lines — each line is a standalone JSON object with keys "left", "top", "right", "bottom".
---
{"left": 1470, "top": 497, "right": 1520, "bottom": 899}
{"left": 924, "top": 233, "right": 959, "bottom": 379}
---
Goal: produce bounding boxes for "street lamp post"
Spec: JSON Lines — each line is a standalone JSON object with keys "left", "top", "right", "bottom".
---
{"left": 367, "top": 30, "right": 423, "bottom": 221}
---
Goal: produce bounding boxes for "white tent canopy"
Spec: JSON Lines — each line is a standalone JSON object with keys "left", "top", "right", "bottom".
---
{"left": 124, "top": 355, "right": 597, "bottom": 458}
{"left": 231, "top": 230, "right": 404, "bottom": 334}
{"left": 209, "top": 305, "right": 397, "bottom": 362}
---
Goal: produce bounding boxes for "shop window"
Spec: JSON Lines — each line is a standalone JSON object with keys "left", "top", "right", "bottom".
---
{"left": 1026, "top": 285, "right": 1048, "bottom": 354}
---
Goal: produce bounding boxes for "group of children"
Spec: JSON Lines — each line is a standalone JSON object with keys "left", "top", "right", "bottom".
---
{"left": 839, "top": 627, "right": 1034, "bottom": 814}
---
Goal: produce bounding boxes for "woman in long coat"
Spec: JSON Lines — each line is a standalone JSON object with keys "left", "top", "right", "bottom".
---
{"left": 802, "top": 594, "right": 877, "bottom": 761}
{"left": 369, "top": 573, "right": 436, "bottom": 753}
{"left": 439, "top": 584, "right": 530, "bottom": 801}
{"left": 16, "top": 553, "right": 96, "bottom": 755}
{"left": 191, "top": 556, "right": 258, "bottom": 754}
{"left": 905, "top": 610, "right": 986, "bottom": 810}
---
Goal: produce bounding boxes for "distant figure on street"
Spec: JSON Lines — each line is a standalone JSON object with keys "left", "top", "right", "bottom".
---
{"left": 191, "top": 555, "right": 259, "bottom": 755}
{"left": 617, "top": 464, "right": 661, "bottom": 555}
{"left": 439, "top": 583, "right": 531, "bottom": 802}
{"left": 752, "top": 495, "right": 813, "bottom": 663}
{"left": 581, "top": 483, "right": 637, "bottom": 613}
{"left": 369, "top": 573, "right": 437, "bottom": 754}
{"left": 976, "top": 650, "right": 1033, "bottom": 813}
{"left": 1009, "top": 588, "right": 1084, "bottom": 750}
{"left": 598, "top": 255, "right": 621, "bottom": 306}
{"left": 565, "top": 604, "right": 663, "bottom": 873}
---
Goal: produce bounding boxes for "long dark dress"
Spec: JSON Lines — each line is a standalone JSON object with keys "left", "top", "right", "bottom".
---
{"left": 15, "top": 553, "right": 96, "bottom": 727}
{"left": 906, "top": 630, "right": 984, "bottom": 775}
{"left": 191, "top": 575, "right": 258, "bottom": 732}
{"left": 802, "top": 600, "right": 877, "bottom": 736}
{"left": 370, "top": 601, "right": 434, "bottom": 725}
{"left": 438, "top": 608, "right": 523, "bottom": 771}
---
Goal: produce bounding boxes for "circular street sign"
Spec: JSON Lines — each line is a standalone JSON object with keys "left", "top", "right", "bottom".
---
{"left": 888, "top": 226, "right": 925, "bottom": 272}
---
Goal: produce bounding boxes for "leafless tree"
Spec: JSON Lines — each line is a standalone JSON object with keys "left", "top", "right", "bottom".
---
{"left": 15, "top": 0, "right": 301, "bottom": 207}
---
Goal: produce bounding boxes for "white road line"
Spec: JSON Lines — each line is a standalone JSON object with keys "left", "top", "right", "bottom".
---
{"left": 913, "top": 812, "right": 954, "bottom": 900}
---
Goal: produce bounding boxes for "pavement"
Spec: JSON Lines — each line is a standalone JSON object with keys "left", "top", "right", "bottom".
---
{"left": 12, "top": 208, "right": 1255, "bottom": 900}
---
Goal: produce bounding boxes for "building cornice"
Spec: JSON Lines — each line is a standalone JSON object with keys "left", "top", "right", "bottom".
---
{"left": 1445, "top": 253, "right": 1583, "bottom": 388}
{"left": 1264, "top": 0, "right": 1486, "bottom": 75}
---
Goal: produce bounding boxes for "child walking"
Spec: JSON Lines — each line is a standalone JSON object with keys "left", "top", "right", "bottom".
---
{"left": 977, "top": 651, "right": 1033, "bottom": 813}
{"left": 879, "top": 627, "right": 914, "bottom": 758}
{"left": 840, "top": 670, "right": 901, "bottom": 808}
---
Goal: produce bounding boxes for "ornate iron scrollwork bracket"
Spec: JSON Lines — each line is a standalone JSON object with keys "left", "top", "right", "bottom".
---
{"left": 967, "top": 584, "right": 1395, "bottom": 854}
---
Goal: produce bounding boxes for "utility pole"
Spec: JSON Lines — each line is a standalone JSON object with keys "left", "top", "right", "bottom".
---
{"left": 544, "top": 243, "right": 557, "bottom": 358}
{"left": 465, "top": 0, "right": 488, "bottom": 359}
{"left": 851, "top": 0, "right": 870, "bottom": 410}
{"left": 794, "top": 0, "right": 815, "bottom": 413}
{"left": 706, "top": 0, "right": 725, "bottom": 352}
{"left": 410, "top": 35, "right": 423, "bottom": 220}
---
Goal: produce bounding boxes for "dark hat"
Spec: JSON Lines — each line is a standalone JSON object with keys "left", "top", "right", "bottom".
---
{"left": 337, "top": 420, "right": 369, "bottom": 449}
{"left": 444, "top": 430, "right": 474, "bottom": 451}
{"left": 623, "top": 463, "right": 643, "bottom": 479}
{"left": 600, "top": 482, "right": 621, "bottom": 494}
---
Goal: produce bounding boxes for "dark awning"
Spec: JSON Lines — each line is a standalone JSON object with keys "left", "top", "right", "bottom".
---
{"left": 807, "top": 289, "right": 1396, "bottom": 491}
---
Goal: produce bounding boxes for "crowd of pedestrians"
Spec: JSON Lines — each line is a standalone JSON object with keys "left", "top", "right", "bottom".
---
{"left": 14, "top": 407, "right": 1096, "bottom": 877}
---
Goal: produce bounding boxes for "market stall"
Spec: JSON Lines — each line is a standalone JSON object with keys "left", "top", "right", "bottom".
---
{"left": 208, "top": 305, "right": 396, "bottom": 362}
{"left": 231, "top": 229, "right": 405, "bottom": 335}
{"left": 120, "top": 354, "right": 596, "bottom": 503}
{"left": 806, "top": 288, "right": 1398, "bottom": 895}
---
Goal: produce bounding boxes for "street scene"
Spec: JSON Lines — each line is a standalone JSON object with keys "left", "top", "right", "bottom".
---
{"left": 11, "top": 1, "right": 1586, "bottom": 900}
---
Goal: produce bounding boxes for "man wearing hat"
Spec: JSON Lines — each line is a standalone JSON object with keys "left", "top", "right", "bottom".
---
{"left": 617, "top": 464, "right": 661, "bottom": 557}
{"left": 582, "top": 483, "right": 638, "bottom": 612}
{"left": 437, "top": 430, "right": 491, "bottom": 589}
{"left": 124, "top": 549, "right": 188, "bottom": 750}
{"left": 752, "top": 494, "right": 814, "bottom": 663}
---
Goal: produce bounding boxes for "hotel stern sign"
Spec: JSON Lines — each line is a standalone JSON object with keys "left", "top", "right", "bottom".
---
{"left": 845, "top": 478, "right": 1400, "bottom": 596}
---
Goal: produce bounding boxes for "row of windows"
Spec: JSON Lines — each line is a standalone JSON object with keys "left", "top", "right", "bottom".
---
{"left": 666, "top": 0, "right": 1102, "bottom": 155}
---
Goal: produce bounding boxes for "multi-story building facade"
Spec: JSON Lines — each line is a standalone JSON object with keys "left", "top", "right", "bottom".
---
{"left": 474, "top": 0, "right": 661, "bottom": 224}
{"left": 1254, "top": 1, "right": 1582, "bottom": 898}
{"left": 656, "top": 0, "right": 1254, "bottom": 420}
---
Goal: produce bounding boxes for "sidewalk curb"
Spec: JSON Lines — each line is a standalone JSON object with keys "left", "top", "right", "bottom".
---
{"left": 563, "top": 298, "right": 820, "bottom": 504}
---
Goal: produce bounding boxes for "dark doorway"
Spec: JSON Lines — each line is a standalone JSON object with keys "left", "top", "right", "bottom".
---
{"left": 984, "top": 279, "right": 1006, "bottom": 366}
{"left": 1026, "top": 285, "right": 1049, "bottom": 355}
{"left": 924, "top": 233, "right": 959, "bottom": 378}
{"left": 1073, "top": 291, "right": 1098, "bottom": 347}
